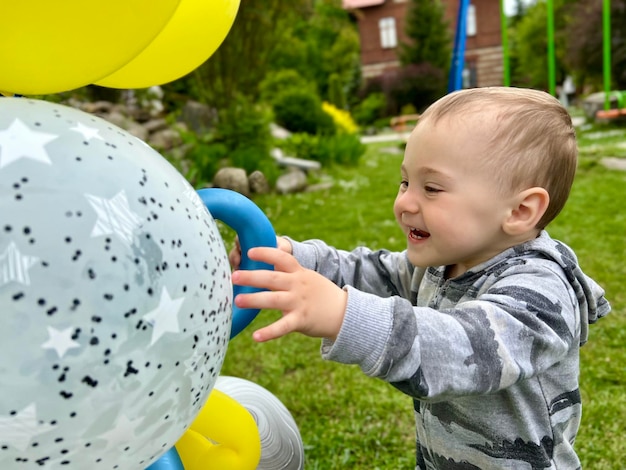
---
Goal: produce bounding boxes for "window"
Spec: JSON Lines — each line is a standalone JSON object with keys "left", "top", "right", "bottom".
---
{"left": 463, "top": 60, "right": 478, "bottom": 88}
{"left": 467, "top": 4, "right": 477, "bottom": 37}
{"left": 379, "top": 17, "right": 397, "bottom": 49}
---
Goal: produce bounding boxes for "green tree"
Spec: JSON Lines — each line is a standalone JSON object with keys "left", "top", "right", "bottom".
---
{"left": 400, "top": 0, "right": 451, "bottom": 71}
{"left": 328, "top": 73, "right": 346, "bottom": 109}
{"left": 564, "top": 0, "right": 626, "bottom": 90}
{"left": 510, "top": 0, "right": 572, "bottom": 90}
{"left": 269, "top": 0, "right": 360, "bottom": 105}
{"left": 180, "top": 0, "right": 310, "bottom": 109}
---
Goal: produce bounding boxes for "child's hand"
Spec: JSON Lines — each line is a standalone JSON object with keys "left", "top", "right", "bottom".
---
{"left": 231, "top": 247, "right": 347, "bottom": 343}
{"left": 228, "top": 236, "right": 292, "bottom": 269}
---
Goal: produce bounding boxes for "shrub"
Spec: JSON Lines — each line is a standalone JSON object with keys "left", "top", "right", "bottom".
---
{"left": 213, "top": 95, "right": 278, "bottom": 176}
{"left": 279, "top": 132, "right": 365, "bottom": 167}
{"left": 229, "top": 146, "right": 272, "bottom": 176}
{"left": 352, "top": 92, "right": 386, "bottom": 127}
{"left": 216, "top": 95, "right": 273, "bottom": 156}
{"left": 381, "top": 64, "right": 447, "bottom": 115}
{"left": 272, "top": 89, "right": 336, "bottom": 135}
{"left": 279, "top": 133, "right": 320, "bottom": 161}
{"left": 172, "top": 130, "right": 227, "bottom": 188}
{"left": 318, "top": 133, "right": 366, "bottom": 166}
{"left": 259, "top": 69, "right": 316, "bottom": 106}
{"left": 328, "top": 73, "right": 346, "bottom": 110}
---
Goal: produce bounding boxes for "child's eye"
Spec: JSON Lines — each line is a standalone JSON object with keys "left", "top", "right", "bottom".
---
{"left": 399, "top": 180, "right": 408, "bottom": 189}
{"left": 425, "top": 185, "right": 441, "bottom": 194}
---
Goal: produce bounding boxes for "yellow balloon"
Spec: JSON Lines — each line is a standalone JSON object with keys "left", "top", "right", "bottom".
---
{"left": 175, "top": 389, "right": 261, "bottom": 470}
{"left": 95, "top": 0, "right": 240, "bottom": 89}
{"left": 0, "top": 1, "right": 181, "bottom": 95}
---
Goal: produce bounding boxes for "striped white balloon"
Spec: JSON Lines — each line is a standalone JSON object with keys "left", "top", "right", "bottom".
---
{"left": 214, "top": 376, "right": 304, "bottom": 470}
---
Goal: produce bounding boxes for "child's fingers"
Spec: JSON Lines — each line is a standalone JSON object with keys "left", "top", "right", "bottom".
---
{"left": 252, "top": 315, "right": 300, "bottom": 342}
{"left": 234, "top": 288, "right": 298, "bottom": 313}
{"left": 232, "top": 269, "right": 287, "bottom": 292}
{"left": 246, "top": 247, "right": 300, "bottom": 273}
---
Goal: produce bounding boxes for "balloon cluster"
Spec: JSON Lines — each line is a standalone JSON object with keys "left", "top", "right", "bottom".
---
{"left": 0, "top": 97, "right": 304, "bottom": 469}
{"left": 0, "top": 0, "right": 240, "bottom": 95}
{"left": 149, "top": 377, "right": 305, "bottom": 470}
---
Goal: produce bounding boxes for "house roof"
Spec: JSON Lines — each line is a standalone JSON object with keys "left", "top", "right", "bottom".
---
{"left": 342, "top": 0, "right": 385, "bottom": 9}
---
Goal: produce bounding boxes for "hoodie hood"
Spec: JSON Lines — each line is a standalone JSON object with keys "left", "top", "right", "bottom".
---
{"left": 522, "top": 231, "right": 611, "bottom": 345}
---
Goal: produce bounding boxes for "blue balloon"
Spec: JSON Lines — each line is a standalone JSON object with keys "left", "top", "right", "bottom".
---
{"left": 198, "top": 188, "right": 277, "bottom": 338}
{"left": 146, "top": 447, "right": 184, "bottom": 470}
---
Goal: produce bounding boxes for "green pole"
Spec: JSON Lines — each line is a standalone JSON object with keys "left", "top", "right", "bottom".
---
{"left": 603, "top": 0, "right": 612, "bottom": 110}
{"left": 500, "top": 0, "right": 510, "bottom": 86}
{"left": 546, "top": 0, "right": 556, "bottom": 96}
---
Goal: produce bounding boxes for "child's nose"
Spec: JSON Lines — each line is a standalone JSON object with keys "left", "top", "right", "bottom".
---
{"left": 397, "top": 190, "right": 419, "bottom": 214}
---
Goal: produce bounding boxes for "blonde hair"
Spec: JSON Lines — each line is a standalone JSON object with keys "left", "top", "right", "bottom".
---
{"left": 419, "top": 87, "right": 577, "bottom": 229}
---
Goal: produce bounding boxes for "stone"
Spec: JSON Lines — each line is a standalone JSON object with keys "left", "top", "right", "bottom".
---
{"left": 148, "top": 128, "right": 183, "bottom": 151}
{"left": 276, "top": 169, "right": 308, "bottom": 194}
{"left": 249, "top": 170, "right": 270, "bottom": 194}
{"left": 180, "top": 100, "right": 217, "bottom": 134}
{"left": 213, "top": 167, "right": 250, "bottom": 197}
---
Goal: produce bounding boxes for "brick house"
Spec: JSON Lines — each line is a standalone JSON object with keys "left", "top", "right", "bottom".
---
{"left": 342, "top": 0, "right": 503, "bottom": 88}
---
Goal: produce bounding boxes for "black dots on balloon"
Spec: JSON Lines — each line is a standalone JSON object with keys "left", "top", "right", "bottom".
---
{"left": 82, "top": 376, "right": 97, "bottom": 388}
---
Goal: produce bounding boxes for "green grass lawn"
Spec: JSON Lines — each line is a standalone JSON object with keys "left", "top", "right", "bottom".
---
{"left": 219, "top": 124, "right": 626, "bottom": 468}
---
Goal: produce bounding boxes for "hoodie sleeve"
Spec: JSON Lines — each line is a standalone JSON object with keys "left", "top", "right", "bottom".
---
{"left": 287, "top": 238, "right": 416, "bottom": 299}
{"left": 321, "top": 259, "right": 603, "bottom": 401}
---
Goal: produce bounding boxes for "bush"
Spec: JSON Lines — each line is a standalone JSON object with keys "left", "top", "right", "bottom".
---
{"left": 216, "top": 95, "right": 273, "bottom": 155}
{"left": 279, "top": 132, "right": 365, "bottom": 167}
{"left": 318, "top": 133, "right": 366, "bottom": 166}
{"left": 213, "top": 95, "right": 278, "bottom": 175}
{"left": 259, "top": 69, "right": 317, "bottom": 106}
{"left": 172, "top": 130, "right": 227, "bottom": 188}
{"left": 328, "top": 73, "right": 346, "bottom": 110}
{"left": 272, "top": 89, "right": 336, "bottom": 135}
{"left": 352, "top": 92, "right": 387, "bottom": 126}
{"left": 381, "top": 64, "right": 447, "bottom": 115}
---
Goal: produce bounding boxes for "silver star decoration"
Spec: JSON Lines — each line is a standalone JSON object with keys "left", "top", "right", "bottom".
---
{"left": 41, "top": 326, "right": 81, "bottom": 358}
{"left": 0, "top": 242, "right": 39, "bottom": 286}
{"left": 184, "top": 349, "right": 204, "bottom": 376}
{"left": 98, "top": 414, "right": 143, "bottom": 454}
{"left": 85, "top": 190, "right": 143, "bottom": 244}
{"left": 0, "top": 403, "right": 55, "bottom": 451}
{"left": 183, "top": 185, "right": 206, "bottom": 214}
{"left": 69, "top": 121, "right": 104, "bottom": 142}
{"left": 142, "top": 287, "right": 185, "bottom": 346}
{"left": 0, "top": 118, "right": 57, "bottom": 169}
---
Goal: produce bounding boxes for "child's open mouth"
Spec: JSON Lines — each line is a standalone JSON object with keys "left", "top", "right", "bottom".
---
{"left": 409, "top": 228, "right": 430, "bottom": 240}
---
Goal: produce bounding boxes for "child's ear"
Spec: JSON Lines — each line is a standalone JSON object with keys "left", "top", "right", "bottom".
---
{"left": 503, "top": 187, "right": 549, "bottom": 235}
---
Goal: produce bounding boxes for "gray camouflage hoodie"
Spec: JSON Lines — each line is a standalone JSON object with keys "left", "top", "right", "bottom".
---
{"left": 289, "top": 231, "right": 610, "bottom": 469}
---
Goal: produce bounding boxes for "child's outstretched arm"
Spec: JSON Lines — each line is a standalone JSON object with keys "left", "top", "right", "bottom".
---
{"left": 231, "top": 247, "right": 347, "bottom": 343}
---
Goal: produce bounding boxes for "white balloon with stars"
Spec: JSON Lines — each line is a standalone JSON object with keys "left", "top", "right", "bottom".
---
{"left": 0, "top": 98, "right": 233, "bottom": 469}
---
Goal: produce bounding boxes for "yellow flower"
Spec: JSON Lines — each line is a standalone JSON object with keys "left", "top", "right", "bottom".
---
{"left": 322, "top": 102, "right": 359, "bottom": 134}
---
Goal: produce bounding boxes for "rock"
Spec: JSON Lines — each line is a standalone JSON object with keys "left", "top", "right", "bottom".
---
{"left": 125, "top": 121, "right": 149, "bottom": 142}
{"left": 276, "top": 169, "right": 308, "bottom": 194}
{"left": 270, "top": 123, "right": 291, "bottom": 139}
{"left": 601, "top": 157, "right": 626, "bottom": 171}
{"left": 249, "top": 170, "right": 270, "bottom": 194}
{"left": 213, "top": 167, "right": 250, "bottom": 197}
{"left": 148, "top": 128, "right": 183, "bottom": 151}
{"left": 271, "top": 147, "right": 321, "bottom": 171}
{"left": 582, "top": 92, "right": 623, "bottom": 119}
{"left": 180, "top": 100, "right": 217, "bottom": 134}
{"left": 81, "top": 100, "right": 113, "bottom": 114}
{"left": 143, "top": 118, "right": 170, "bottom": 134}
